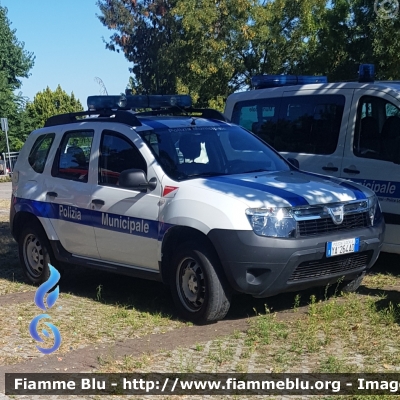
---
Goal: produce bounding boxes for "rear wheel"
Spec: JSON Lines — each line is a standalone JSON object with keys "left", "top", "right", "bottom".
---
{"left": 18, "top": 223, "right": 54, "bottom": 284}
{"left": 170, "top": 240, "right": 231, "bottom": 323}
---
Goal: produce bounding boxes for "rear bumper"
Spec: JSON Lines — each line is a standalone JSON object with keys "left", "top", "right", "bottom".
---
{"left": 208, "top": 219, "right": 385, "bottom": 297}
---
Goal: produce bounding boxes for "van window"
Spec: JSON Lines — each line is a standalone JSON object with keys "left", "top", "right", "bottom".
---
{"left": 232, "top": 99, "right": 278, "bottom": 135}
{"left": 231, "top": 95, "right": 345, "bottom": 155}
{"left": 275, "top": 95, "right": 345, "bottom": 154}
{"left": 231, "top": 98, "right": 279, "bottom": 148}
{"left": 354, "top": 96, "right": 400, "bottom": 163}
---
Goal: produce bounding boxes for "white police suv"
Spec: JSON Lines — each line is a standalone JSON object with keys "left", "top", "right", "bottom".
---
{"left": 224, "top": 64, "right": 400, "bottom": 255}
{"left": 10, "top": 94, "right": 384, "bottom": 323}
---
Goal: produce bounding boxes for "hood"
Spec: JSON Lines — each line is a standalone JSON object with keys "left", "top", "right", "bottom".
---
{"left": 193, "top": 170, "right": 369, "bottom": 209}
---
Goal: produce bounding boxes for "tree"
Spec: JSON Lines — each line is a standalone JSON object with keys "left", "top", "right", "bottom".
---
{"left": 97, "top": 0, "right": 328, "bottom": 107}
{"left": 98, "top": 0, "right": 264, "bottom": 104}
{"left": 172, "top": 0, "right": 327, "bottom": 105}
{"left": 170, "top": 0, "right": 255, "bottom": 107}
{"left": 26, "top": 85, "right": 83, "bottom": 130}
{"left": 98, "top": 0, "right": 400, "bottom": 108}
{"left": 0, "top": 6, "right": 34, "bottom": 90}
{"left": 0, "top": 6, "right": 35, "bottom": 152}
{"left": 97, "top": 0, "right": 179, "bottom": 95}
{"left": 297, "top": 0, "right": 400, "bottom": 81}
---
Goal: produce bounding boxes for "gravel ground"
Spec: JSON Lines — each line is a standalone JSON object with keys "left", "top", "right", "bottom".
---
{"left": 0, "top": 182, "right": 11, "bottom": 201}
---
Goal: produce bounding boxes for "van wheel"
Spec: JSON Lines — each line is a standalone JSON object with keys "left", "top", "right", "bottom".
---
{"left": 18, "top": 223, "right": 54, "bottom": 284}
{"left": 340, "top": 272, "right": 365, "bottom": 293}
{"left": 170, "top": 240, "right": 231, "bottom": 324}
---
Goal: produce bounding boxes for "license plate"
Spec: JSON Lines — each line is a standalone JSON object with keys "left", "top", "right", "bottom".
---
{"left": 326, "top": 238, "right": 360, "bottom": 257}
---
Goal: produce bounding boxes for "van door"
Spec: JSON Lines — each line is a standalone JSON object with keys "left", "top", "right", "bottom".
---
{"left": 341, "top": 90, "right": 400, "bottom": 253}
{"left": 277, "top": 89, "right": 354, "bottom": 177}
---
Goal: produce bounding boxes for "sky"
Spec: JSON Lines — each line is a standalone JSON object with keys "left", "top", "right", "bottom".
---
{"left": 1, "top": 0, "right": 133, "bottom": 108}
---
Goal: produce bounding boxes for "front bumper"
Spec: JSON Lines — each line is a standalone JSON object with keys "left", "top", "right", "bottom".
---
{"left": 208, "top": 219, "right": 385, "bottom": 297}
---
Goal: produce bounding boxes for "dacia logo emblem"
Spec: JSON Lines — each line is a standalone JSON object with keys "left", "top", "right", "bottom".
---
{"left": 325, "top": 205, "right": 344, "bottom": 225}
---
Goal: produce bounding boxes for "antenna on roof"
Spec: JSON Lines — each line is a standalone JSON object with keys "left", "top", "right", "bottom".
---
{"left": 94, "top": 77, "right": 108, "bottom": 95}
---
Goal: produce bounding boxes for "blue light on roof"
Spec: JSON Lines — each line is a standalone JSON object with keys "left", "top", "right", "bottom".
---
{"left": 359, "top": 64, "right": 375, "bottom": 83}
{"left": 87, "top": 94, "right": 192, "bottom": 111}
{"left": 297, "top": 76, "right": 328, "bottom": 84}
{"left": 251, "top": 75, "right": 328, "bottom": 89}
{"left": 87, "top": 95, "right": 122, "bottom": 110}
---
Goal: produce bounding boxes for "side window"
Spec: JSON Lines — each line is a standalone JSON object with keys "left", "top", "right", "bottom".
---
{"left": 275, "top": 95, "right": 345, "bottom": 154}
{"left": 99, "top": 130, "right": 147, "bottom": 186}
{"left": 231, "top": 98, "right": 279, "bottom": 145}
{"left": 354, "top": 96, "right": 400, "bottom": 163}
{"left": 232, "top": 104, "right": 258, "bottom": 130}
{"left": 28, "top": 133, "right": 55, "bottom": 173}
{"left": 53, "top": 130, "right": 93, "bottom": 182}
{"left": 386, "top": 103, "right": 400, "bottom": 117}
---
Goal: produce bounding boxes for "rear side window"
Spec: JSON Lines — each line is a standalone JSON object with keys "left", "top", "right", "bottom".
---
{"left": 52, "top": 130, "right": 94, "bottom": 182}
{"left": 28, "top": 133, "right": 55, "bottom": 173}
{"left": 232, "top": 95, "right": 345, "bottom": 155}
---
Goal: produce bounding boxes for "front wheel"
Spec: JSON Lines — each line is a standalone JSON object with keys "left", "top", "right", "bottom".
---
{"left": 170, "top": 240, "right": 231, "bottom": 324}
{"left": 18, "top": 223, "right": 55, "bottom": 284}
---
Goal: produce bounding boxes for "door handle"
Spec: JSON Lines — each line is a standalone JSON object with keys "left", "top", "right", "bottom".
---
{"left": 322, "top": 166, "right": 338, "bottom": 172}
{"left": 343, "top": 168, "right": 360, "bottom": 174}
{"left": 47, "top": 191, "right": 58, "bottom": 197}
{"left": 92, "top": 199, "right": 105, "bottom": 206}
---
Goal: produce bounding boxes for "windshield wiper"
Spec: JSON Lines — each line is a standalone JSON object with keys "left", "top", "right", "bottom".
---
{"left": 185, "top": 172, "right": 228, "bottom": 178}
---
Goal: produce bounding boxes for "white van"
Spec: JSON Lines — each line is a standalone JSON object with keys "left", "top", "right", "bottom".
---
{"left": 224, "top": 66, "right": 400, "bottom": 254}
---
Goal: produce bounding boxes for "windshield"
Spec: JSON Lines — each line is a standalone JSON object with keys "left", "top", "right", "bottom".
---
{"left": 139, "top": 123, "right": 291, "bottom": 180}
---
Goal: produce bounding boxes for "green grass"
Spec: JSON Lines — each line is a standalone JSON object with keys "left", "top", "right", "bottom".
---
{"left": 3, "top": 192, "right": 400, "bottom": 397}
{"left": 96, "top": 266, "right": 400, "bottom": 380}
{"left": 0, "top": 200, "right": 186, "bottom": 364}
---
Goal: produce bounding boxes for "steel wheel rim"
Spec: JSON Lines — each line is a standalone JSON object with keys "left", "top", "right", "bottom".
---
{"left": 176, "top": 256, "right": 205, "bottom": 312}
{"left": 23, "top": 233, "right": 44, "bottom": 278}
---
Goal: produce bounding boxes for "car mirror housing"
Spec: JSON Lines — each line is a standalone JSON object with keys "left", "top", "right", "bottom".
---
{"left": 119, "top": 169, "right": 157, "bottom": 191}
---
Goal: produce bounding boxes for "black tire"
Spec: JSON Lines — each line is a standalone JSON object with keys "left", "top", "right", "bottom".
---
{"left": 18, "top": 222, "right": 55, "bottom": 284}
{"left": 340, "top": 272, "right": 365, "bottom": 294}
{"left": 170, "top": 240, "right": 231, "bottom": 324}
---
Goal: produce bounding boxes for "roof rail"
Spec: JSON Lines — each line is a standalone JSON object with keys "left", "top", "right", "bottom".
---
{"left": 136, "top": 107, "right": 228, "bottom": 122}
{"left": 44, "top": 110, "right": 142, "bottom": 127}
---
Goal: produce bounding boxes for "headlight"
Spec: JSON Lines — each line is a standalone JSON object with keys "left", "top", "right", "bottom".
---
{"left": 246, "top": 207, "right": 297, "bottom": 238}
{"left": 368, "top": 194, "right": 381, "bottom": 226}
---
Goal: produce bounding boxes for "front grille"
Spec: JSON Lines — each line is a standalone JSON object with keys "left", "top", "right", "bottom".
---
{"left": 298, "top": 212, "right": 370, "bottom": 237}
{"left": 288, "top": 251, "right": 373, "bottom": 282}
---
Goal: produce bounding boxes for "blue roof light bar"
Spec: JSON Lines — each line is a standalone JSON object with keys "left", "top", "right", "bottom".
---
{"left": 87, "top": 94, "right": 192, "bottom": 111}
{"left": 251, "top": 75, "right": 328, "bottom": 89}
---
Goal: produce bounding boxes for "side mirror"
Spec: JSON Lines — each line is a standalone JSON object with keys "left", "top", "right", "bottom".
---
{"left": 287, "top": 157, "right": 300, "bottom": 169}
{"left": 119, "top": 169, "right": 157, "bottom": 191}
